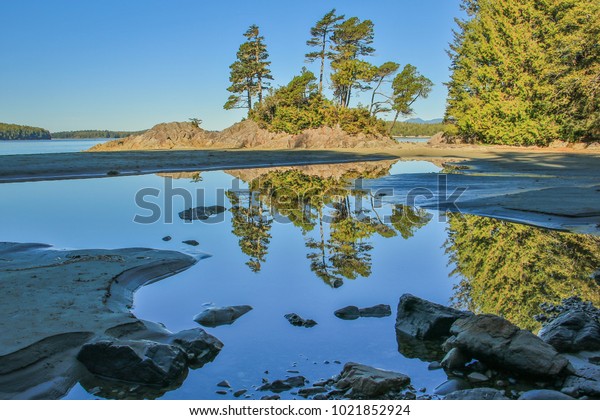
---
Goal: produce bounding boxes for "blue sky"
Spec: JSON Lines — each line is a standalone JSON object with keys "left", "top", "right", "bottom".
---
{"left": 1, "top": 0, "right": 462, "bottom": 132}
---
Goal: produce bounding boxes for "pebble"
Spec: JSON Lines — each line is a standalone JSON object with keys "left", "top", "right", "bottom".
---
{"left": 217, "top": 380, "right": 231, "bottom": 388}
{"left": 216, "top": 390, "right": 227, "bottom": 395}
{"left": 162, "top": 236, "right": 172, "bottom": 241}
{"left": 467, "top": 372, "right": 489, "bottom": 382}
{"left": 233, "top": 390, "right": 247, "bottom": 398}
{"left": 428, "top": 361, "right": 442, "bottom": 370}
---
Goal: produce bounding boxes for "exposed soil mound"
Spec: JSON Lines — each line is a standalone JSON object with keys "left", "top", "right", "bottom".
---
{"left": 88, "top": 120, "right": 397, "bottom": 151}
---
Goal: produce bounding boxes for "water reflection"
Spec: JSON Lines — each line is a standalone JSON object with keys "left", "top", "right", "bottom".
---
{"left": 445, "top": 214, "right": 600, "bottom": 331}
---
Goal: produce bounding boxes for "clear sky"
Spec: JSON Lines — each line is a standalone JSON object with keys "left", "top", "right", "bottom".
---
{"left": 0, "top": 0, "right": 463, "bottom": 132}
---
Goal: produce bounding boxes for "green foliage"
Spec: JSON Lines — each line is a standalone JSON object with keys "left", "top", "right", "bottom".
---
{"left": 445, "top": 214, "right": 600, "bottom": 331}
{"left": 446, "top": 0, "right": 599, "bottom": 145}
{"left": 50, "top": 129, "right": 146, "bottom": 139}
{"left": 0, "top": 123, "right": 50, "bottom": 140}
{"left": 387, "top": 65, "right": 433, "bottom": 134}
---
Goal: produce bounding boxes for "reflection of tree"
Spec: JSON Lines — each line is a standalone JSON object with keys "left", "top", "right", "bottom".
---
{"left": 445, "top": 214, "right": 600, "bottom": 331}
{"left": 226, "top": 190, "right": 272, "bottom": 273}
{"left": 390, "top": 205, "right": 432, "bottom": 239}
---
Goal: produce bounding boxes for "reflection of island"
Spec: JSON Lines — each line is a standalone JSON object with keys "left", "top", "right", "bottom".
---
{"left": 226, "top": 161, "right": 432, "bottom": 286}
{"left": 445, "top": 214, "right": 600, "bottom": 331}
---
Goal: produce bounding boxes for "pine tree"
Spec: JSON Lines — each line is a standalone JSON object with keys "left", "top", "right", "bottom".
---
{"left": 330, "top": 17, "right": 376, "bottom": 107}
{"left": 369, "top": 61, "right": 400, "bottom": 116}
{"left": 305, "top": 9, "right": 345, "bottom": 95}
{"left": 388, "top": 64, "right": 433, "bottom": 134}
{"left": 224, "top": 25, "right": 273, "bottom": 114}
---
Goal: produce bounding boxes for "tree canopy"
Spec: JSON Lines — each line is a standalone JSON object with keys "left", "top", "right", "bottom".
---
{"left": 446, "top": 0, "right": 600, "bottom": 145}
{"left": 0, "top": 123, "right": 50, "bottom": 140}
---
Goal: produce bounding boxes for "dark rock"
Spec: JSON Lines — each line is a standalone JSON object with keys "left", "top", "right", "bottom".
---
{"left": 259, "top": 376, "right": 307, "bottom": 393}
{"left": 182, "top": 240, "right": 200, "bottom": 246}
{"left": 445, "top": 314, "right": 570, "bottom": 378}
{"left": 162, "top": 236, "right": 172, "bottom": 242}
{"left": 335, "top": 304, "right": 392, "bottom": 320}
{"left": 441, "top": 348, "right": 470, "bottom": 370}
{"left": 332, "top": 279, "right": 343, "bottom": 288}
{"left": 428, "top": 362, "right": 442, "bottom": 370}
{"left": 217, "top": 380, "right": 231, "bottom": 388}
{"left": 444, "top": 388, "right": 508, "bottom": 400}
{"left": 284, "top": 313, "right": 317, "bottom": 328}
{"left": 433, "top": 379, "right": 470, "bottom": 395}
{"left": 261, "top": 395, "right": 281, "bottom": 400}
{"left": 298, "top": 387, "right": 328, "bottom": 398}
{"left": 334, "top": 306, "right": 361, "bottom": 320}
{"left": 193, "top": 305, "right": 253, "bottom": 327}
{"left": 233, "top": 389, "right": 247, "bottom": 397}
{"left": 395, "top": 294, "right": 470, "bottom": 340}
{"left": 560, "top": 353, "right": 600, "bottom": 398}
{"left": 216, "top": 390, "right": 228, "bottom": 395}
{"left": 77, "top": 340, "right": 187, "bottom": 386}
{"left": 518, "top": 390, "right": 574, "bottom": 400}
{"left": 167, "top": 328, "right": 223, "bottom": 368}
{"left": 538, "top": 310, "right": 600, "bottom": 353}
{"left": 334, "top": 363, "right": 411, "bottom": 398}
{"left": 467, "top": 372, "right": 489, "bottom": 382}
{"left": 179, "top": 206, "right": 227, "bottom": 221}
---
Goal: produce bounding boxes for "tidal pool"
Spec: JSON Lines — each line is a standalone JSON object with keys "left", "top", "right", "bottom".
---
{"left": 0, "top": 159, "right": 597, "bottom": 400}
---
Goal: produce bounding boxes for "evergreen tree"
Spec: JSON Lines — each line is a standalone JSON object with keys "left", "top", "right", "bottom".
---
{"left": 330, "top": 17, "right": 376, "bottom": 107}
{"left": 369, "top": 61, "right": 400, "bottom": 116}
{"left": 224, "top": 25, "right": 272, "bottom": 113}
{"left": 305, "top": 9, "right": 345, "bottom": 95}
{"left": 388, "top": 65, "right": 433, "bottom": 134}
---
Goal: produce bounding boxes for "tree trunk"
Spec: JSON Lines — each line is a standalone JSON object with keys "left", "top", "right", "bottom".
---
{"left": 370, "top": 77, "right": 384, "bottom": 115}
{"left": 389, "top": 111, "right": 400, "bottom": 135}
{"left": 247, "top": 88, "right": 252, "bottom": 115}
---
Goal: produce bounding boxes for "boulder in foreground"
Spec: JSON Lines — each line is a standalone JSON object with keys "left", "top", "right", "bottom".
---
{"left": 334, "top": 363, "right": 411, "bottom": 399}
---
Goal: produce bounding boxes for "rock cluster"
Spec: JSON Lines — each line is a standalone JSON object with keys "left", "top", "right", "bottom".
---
{"left": 334, "top": 304, "right": 391, "bottom": 320}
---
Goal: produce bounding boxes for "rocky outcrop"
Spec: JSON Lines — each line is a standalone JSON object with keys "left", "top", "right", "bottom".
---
{"left": 334, "top": 304, "right": 392, "bottom": 320}
{"left": 334, "top": 363, "right": 412, "bottom": 399}
{"left": 395, "top": 294, "right": 470, "bottom": 340}
{"left": 444, "top": 314, "right": 571, "bottom": 378}
{"left": 88, "top": 120, "right": 397, "bottom": 152}
{"left": 193, "top": 305, "right": 253, "bottom": 328}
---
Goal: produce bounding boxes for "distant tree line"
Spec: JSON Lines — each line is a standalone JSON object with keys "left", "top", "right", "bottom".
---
{"left": 0, "top": 123, "right": 51, "bottom": 140}
{"left": 446, "top": 0, "right": 599, "bottom": 145}
{"left": 51, "top": 130, "right": 146, "bottom": 139}
{"left": 386, "top": 121, "right": 450, "bottom": 137}
{"left": 224, "top": 10, "right": 433, "bottom": 136}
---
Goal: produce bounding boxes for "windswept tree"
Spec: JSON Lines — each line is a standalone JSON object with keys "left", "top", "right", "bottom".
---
{"left": 330, "top": 17, "right": 376, "bottom": 107}
{"left": 368, "top": 61, "right": 400, "bottom": 116}
{"left": 224, "top": 25, "right": 273, "bottom": 113}
{"left": 388, "top": 64, "right": 433, "bottom": 134}
{"left": 305, "top": 9, "right": 345, "bottom": 95}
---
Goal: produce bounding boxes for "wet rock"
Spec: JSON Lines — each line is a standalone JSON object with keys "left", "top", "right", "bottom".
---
{"left": 261, "top": 395, "right": 281, "bottom": 400}
{"left": 193, "top": 305, "right": 253, "bottom": 327}
{"left": 258, "top": 376, "right": 307, "bottom": 393}
{"left": 428, "top": 362, "right": 442, "bottom": 370}
{"left": 433, "top": 378, "right": 470, "bottom": 395}
{"left": 334, "top": 363, "right": 411, "bottom": 398}
{"left": 216, "top": 390, "right": 227, "bottom": 395}
{"left": 467, "top": 372, "right": 489, "bottom": 382}
{"left": 518, "top": 390, "right": 574, "bottom": 400}
{"left": 334, "top": 306, "right": 360, "bottom": 320}
{"left": 284, "top": 313, "right": 317, "bottom": 328}
{"left": 182, "top": 240, "right": 200, "bottom": 246}
{"left": 538, "top": 310, "right": 600, "bottom": 353}
{"left": 217, "top": 380, "right": 231, "bottom": 388}
{"left": 445, "top": 314, "right": 570, "bottom": 378}
{"left": 77, "top": 340, "right": 187, "bottom": 386}
{"left": 167, "top": 328, "right": 223, "bottom": 368}
{"left": 444, "top": 388, "right": 509, "bottom": 400}
{"left": 441, "top": 348, "right": 470, "bottom": 370}
{"left": 560, "top": 353, "right": 600, "bottom": 398}
{"left": 335, "top": 304, "right": 392, "bottom": 320}
{"left": 162, "top": 236, "right": 172, "bottom": 242}
{"left": 233, "top": 389, "right": 247, "bottom": 398}
{"left": 179, "top": 205, "right": 227, "bottom": 221}
{"left": 298, "top": 387, "right": 328, "bottom": 398}
{"left": 395, "top": 294, "right": 470, "bottom": 340}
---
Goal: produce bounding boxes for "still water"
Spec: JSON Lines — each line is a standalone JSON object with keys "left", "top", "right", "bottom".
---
{"left": 0, "top": 139, "right": 108, "bottom": 155}
{"left": 0, "top": 159, "right": 597, "bottom": 399}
